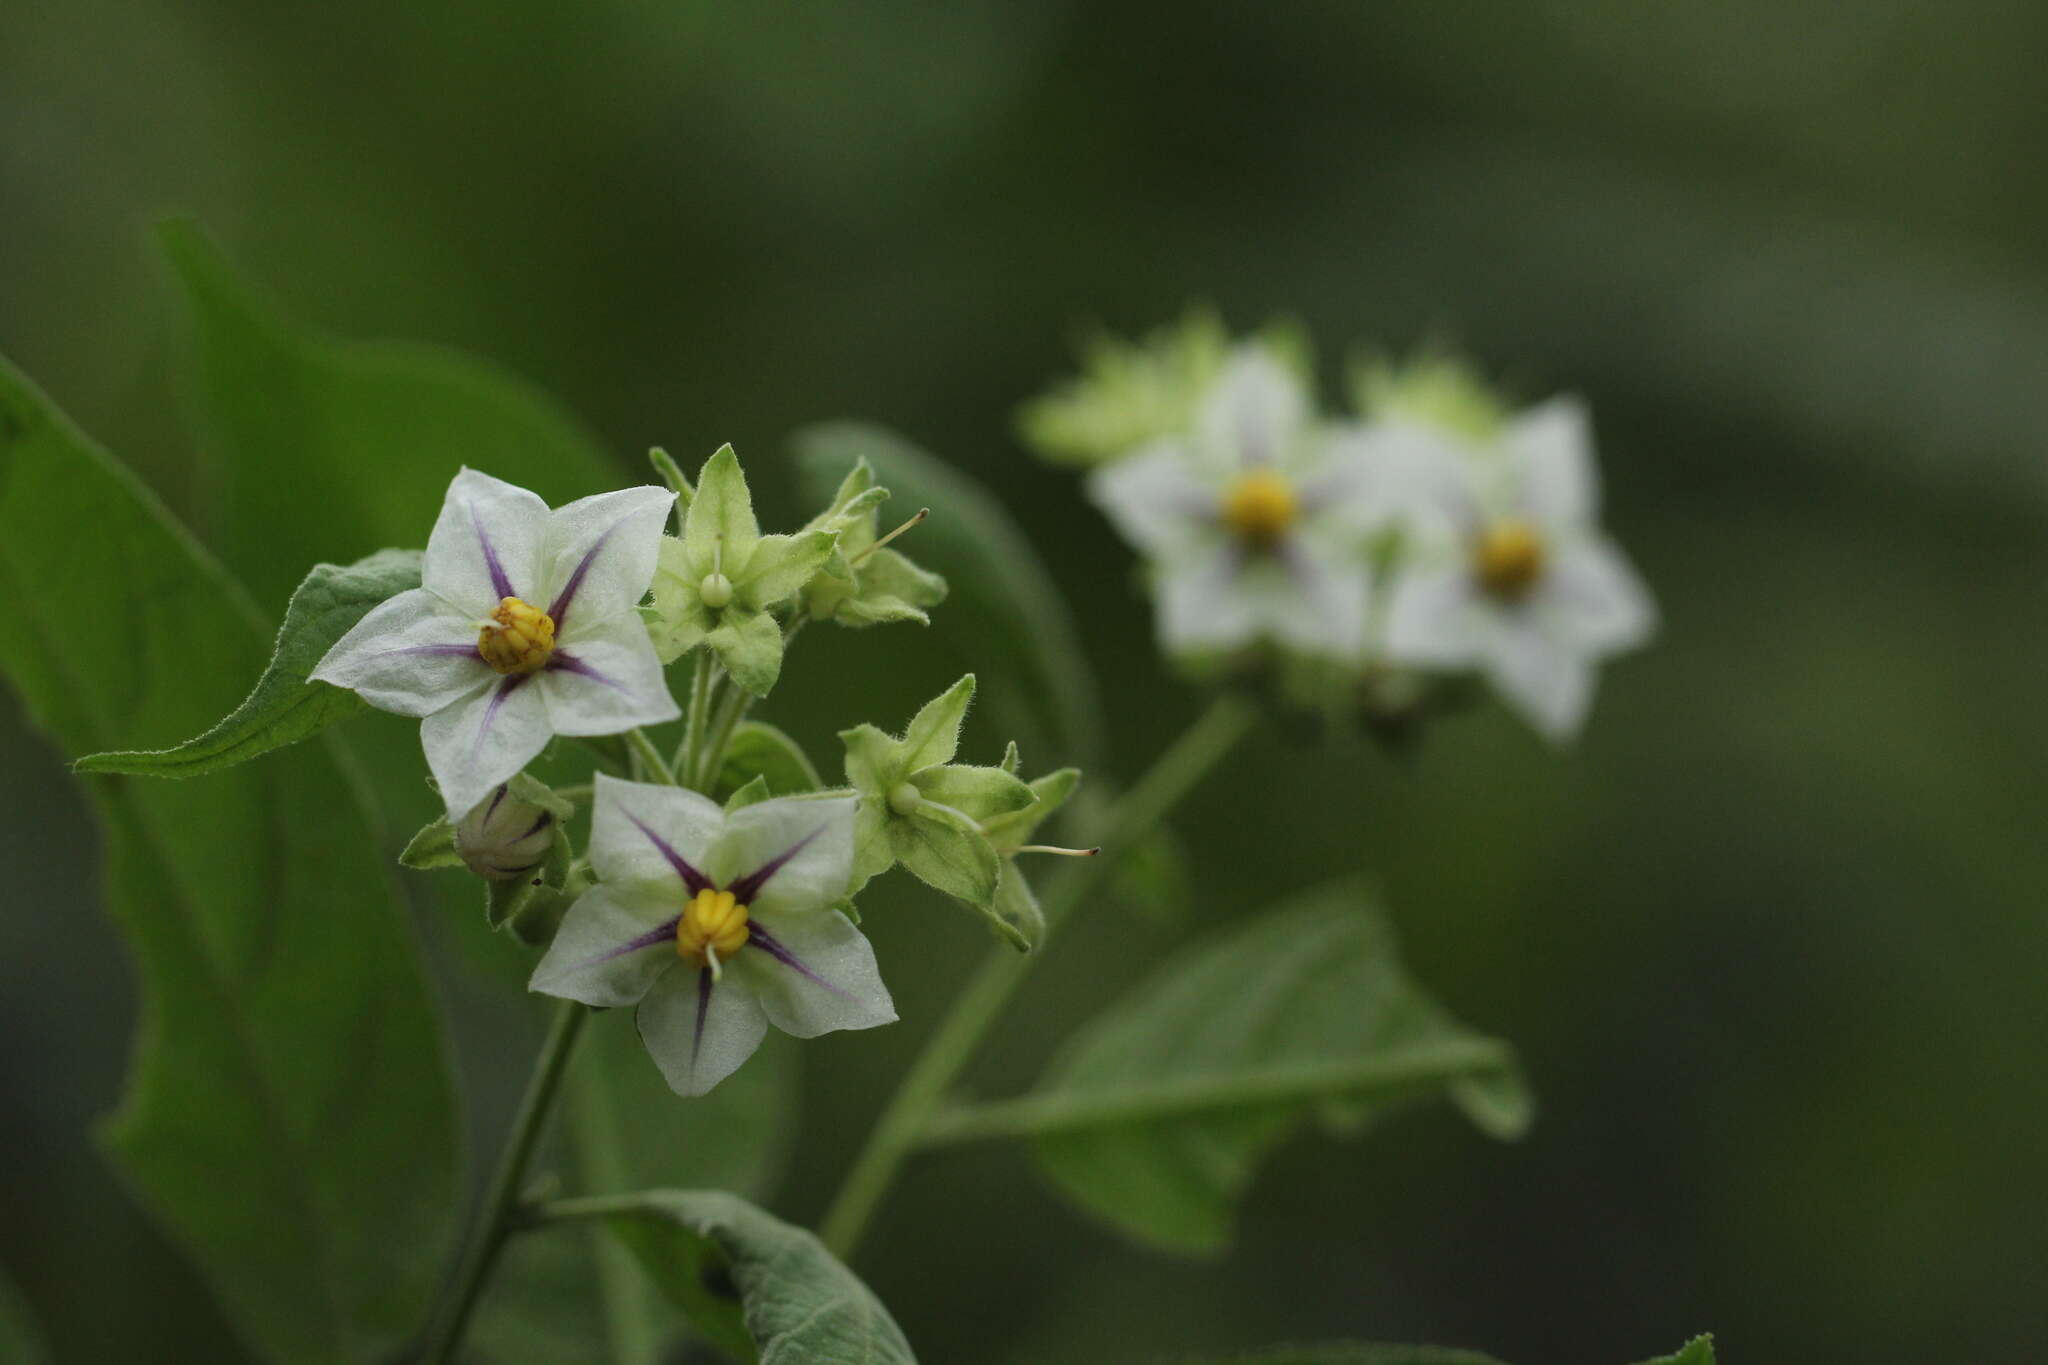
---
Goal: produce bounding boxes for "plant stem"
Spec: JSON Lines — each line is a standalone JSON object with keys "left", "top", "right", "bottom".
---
{"left": 676, "top": 653, "right": 715, "bottom": 783}
{"left": 693, "top": 677, "right": 754, "bottom": 791}
{"left": 816, "top": 692, "right": 1257, "bottom": 1259}
{"left": 627, "top": 728, "right": 677, "bottom": 786}
{"left": 419, "top": 1000, "right": 589, "bottom": 1364}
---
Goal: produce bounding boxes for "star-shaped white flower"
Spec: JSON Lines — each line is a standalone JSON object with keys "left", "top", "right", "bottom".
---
{"left": 1086, "top": 345, "right": 1386, "bottom": 663}
{"left": 1378, "top": 398, "right": 1656, "bottom": 742}
{"left": 529, "top": 777, "right": 894, "bottom": 1096}
{"left": 313, "top": 469, "right": 680, "bottom": 817}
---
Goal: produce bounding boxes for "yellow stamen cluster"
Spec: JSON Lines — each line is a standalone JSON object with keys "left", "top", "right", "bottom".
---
{"left": 1474, "top": 519, "right": 1547, "bottom": 600}
{"left": 1221, "top": 468, "right": 1298, "bottom": 545}
{"left": 476, "top": 596, "right": 556, "bottom": 675}
{"left": 676, "top": 887, "right": 750, "bottom": 969}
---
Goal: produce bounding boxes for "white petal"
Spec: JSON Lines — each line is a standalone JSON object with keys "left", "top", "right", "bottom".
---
{"left": 420, "top": 673, "right": 553, "bottom": 819}
{"left": 1156, "top": 542, "right": 1258, "bottom": 654}
{"left": 1312, "top": 421, "right": 1477, "bottom": 536}
{"left": 528, "top": 883, "right": 679, "bottom": 1008}
{"left": 739, "top": 906, "right": 896, "bottom": 1039}
{"left": 637, "top": 961, "right": 768, "bottom": 1097}
{"left": 310, "top": 587, "right": 489, "bottom": 717}
{"left": 1086, "top": 443, "right": 1218, "bottom": 557}
{"left": 1383, "top": 565, "right": 1486, "bottom": 665}
{"left": 1484, "top": 612, "right": 1594, "bottom": 743}
{"left": 1263, "top": 538, "right": 1371, "bottom": 661}
{"left": 1541, "top": 538, "right": 1656, "bottom": 655}
{"left": 1509, "top": 397, "right": 1598, "bottom": 530}
{"left": 709, "top": 794, "right": 856, "bottom": 918}
{"left": 1198, "top": 346, "right": 1307, "bottom": 469}
{"left": 538, "top": 485, "right": 674, "bottom": 631}
{"left": 423, "top": 469, "right": 551, "bottom": 616}
{"left": 539, "top": 616, "right": 680, "bottom": 736}
{"left": 587, "top": 773, "right": 726, "bottom": 895}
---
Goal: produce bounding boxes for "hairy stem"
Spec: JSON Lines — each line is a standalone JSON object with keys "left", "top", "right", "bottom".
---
{"left": 418, "top": 1000, "right": 588, "bottom": 1364}
{"left": 627, "top": 727, "right": 677, "bottom": 786}
{"left": 676, "top": 652, "right": 715, "bottom": 785}
{"left": 817, "top": 692, "right": 1258, "bottom": 1258}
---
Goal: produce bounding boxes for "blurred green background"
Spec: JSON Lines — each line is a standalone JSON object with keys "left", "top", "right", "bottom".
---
{"left": 5, "top": 2, "right": 2047, "bottom": 1361}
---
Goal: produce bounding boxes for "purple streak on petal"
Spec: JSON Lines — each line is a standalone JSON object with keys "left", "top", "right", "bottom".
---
{"left": 371, "top": 643, "right": 481, "bottom": 660}
{"left": 744, "top": 921, "right": 851, "bottom": 999}
{"left": 547, "top": 516, "right": 628, "bottom": 629}
{"left": 622, "top": 810, "right": 713, "bottom": 896}
{"left": 692, "top": 966, "right": 713, "bottom": 1066}
{"left": 725, "top": 826, "right": 825, "bottom": 907}
{"left": 470, "top": 502, "right": 516, "bottom": 600}
{"left": 547, "top": 650, "right": 626, "bottom": 692}
{"left": 568, "top": 916, "right": 681, "bottom": 971}
{"left": 469, "top": 673, "right": 531, "bottom": 760}
{"left": 516, "top": 811, "right": 553, "bottom": 841}
{"left": 483, "top": 786, "right": 508, "bottom": 824}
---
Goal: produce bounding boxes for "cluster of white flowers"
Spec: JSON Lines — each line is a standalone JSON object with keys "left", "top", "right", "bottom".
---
{"left": 1038, "top": 333, "right": 1656, "bottom": 742}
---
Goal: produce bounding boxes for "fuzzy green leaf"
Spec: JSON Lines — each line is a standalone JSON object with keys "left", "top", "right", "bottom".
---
{"left": 74, "top": 550, "right": 421, "bottom": 778}
{"left": 399, "top": 816, "right": 462, "bottom": 870}
{"left": 742, "top": 528, "right": 838, "bottom": 606}
{"left": 794, "top": 423, "right": 1103, "bottom": 769}
{"left": 585, "top": 1189, "right": 916, "bottom": 1365}
{"left": 910, "top": 762, "right": 1037, "bottom": 823}
{"left": 929, "top": 883, "right": 1530, "bottom": 1255}
{"left": 0, "top": 356, "right": 457, "bottom": 1364}
{"left": 705, "top": 606, "right": 785, "bottom": 697}
{"left": 899, "top": 673, "right": 974, "bottom": 772}
{"left": 716, "top": 721, "right": 822, "bottom": 799}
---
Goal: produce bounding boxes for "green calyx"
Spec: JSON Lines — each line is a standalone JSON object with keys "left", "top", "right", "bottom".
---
{"left": 648, "top": 443, "right": 838, "bottom": 695}
{"left": 797, "top": 458, "right": 947, "bottom": 629}
{"left": 840, "top": 674, "right": 1042, "bottom": 940}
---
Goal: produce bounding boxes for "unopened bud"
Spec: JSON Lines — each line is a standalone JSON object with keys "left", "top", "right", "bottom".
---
{"left": 699, "top": 572, "right": 735, "bottom": 610}
{"left": 456, "top": 785, "right": 558, "bottom": 881}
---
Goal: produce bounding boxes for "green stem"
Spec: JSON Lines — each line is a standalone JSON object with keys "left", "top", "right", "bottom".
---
{"left": 419, "top": 1001, "right": 589, "bottom": 1364}
{"left": 627, "top": 728, "right": 678, "bottom": 786}
{"left": 692, "top": 677, "right": 754, "bottom": 791}
{"left": 676, "top": 653, "right": 715, "bottom": 783}
{"left": 816, "top": 692, "right": 1257, "bottom": 1258}
{"left": 918, "top": 1040, "right": 1513, "bottom": 1145}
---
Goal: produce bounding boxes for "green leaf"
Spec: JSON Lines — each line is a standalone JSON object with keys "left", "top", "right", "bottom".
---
{"left": 716, "top": 721, "right": 822, "bottom": 798}
{"left": 579, "top": 1189, "right": 916, "bottom": 1365}
{"left": 74, "top": 549, "right": 421, "bottom": 778}
{"left": 399, "top": 815, "right": 462, "bottom": 870}
{"left": 793, "top": 422, "right": 1103, "bottom": 770}
{"left": 928, "top": 883, "right": 1529, "bottom": 1255}
{"left": 1181, "top": 1340, "right": 1713, "bottom": 1365}
{"left": 158, "top": 220, "right": 616, "bottom": 611}
{"left": 0, "top": 357, "right": 457, "bottom": 1362}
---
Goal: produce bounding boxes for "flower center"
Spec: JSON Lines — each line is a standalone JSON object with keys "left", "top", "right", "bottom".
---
{"left": 1474, "top": 519, "right": 1547, "bottom": 600}
{"left": 476, "top": 596, "right": 557, "bottom": 675}
{"left": 1221, "top": 468, "right": 1298, "bottom": 545}
{"left": 676, "top": 887, "right": 751, "bottom": 968}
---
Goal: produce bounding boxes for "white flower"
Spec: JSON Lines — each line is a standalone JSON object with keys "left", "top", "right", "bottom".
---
{"left": 1086, "top": 345, "right": 1387, "bottom": 663}
{"left": 529, "top": 777, "right": 894, "bottom": 1096}
{"left": 1377, "top": 398, "right": 1656, "bottom": 742}
{"left": 313, "top": 469, "right": 680, "bottom": 817}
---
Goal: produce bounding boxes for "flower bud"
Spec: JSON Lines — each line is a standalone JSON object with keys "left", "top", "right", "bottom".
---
{"left": 455, "top": 785, "right": 559, "bottom": 881}
{"left": 698, "top": 572, "right": 734, "bottom": 610}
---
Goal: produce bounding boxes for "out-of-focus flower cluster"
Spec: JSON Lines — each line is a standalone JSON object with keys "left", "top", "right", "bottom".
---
{"left": 1018, "top": 315, "right": 1656, "bottom": 743}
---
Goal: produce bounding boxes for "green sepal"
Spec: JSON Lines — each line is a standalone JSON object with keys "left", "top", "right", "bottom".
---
{"left": 982, "top": 766, "right": 1079, "bottom": 849}
{"left": 723, "top": 775, "right": 772, "bottom": 812}
{"left": 839, "top": 723, "right": 899, "bottom": 795}
{"left": 485, "top": 824, "right": 574, "bottom": 932}
{"left": 716, "top": 721, "right": 823, "bottom": 799}
{"left": 648, "top": 446, "right": 694, "bottom": 518}
{"left": 743, "top": 528, "right": 839, "bottom": 607}
{"left": 705, "top": 606, "right": 785, "bottom": 697}
{"left": 892, "top": 801, "right": 1002, "bottom": 907}
{"left": 911, "top": 763, "right": 1036, "bottom": 824}
{"left": 74, "top": 549, "right": 422, "bottom": 778}
{"left": 683, "top": 443, "right": 760, "bottom": 566}
{"left": 899, "top": 673, "right": 973, "bottom": 771}
{"left": 399, "top": 817, "right": 462, "bottom": 871}
{"left": 988, "top": 863, "right": 1045, "bottom": 951}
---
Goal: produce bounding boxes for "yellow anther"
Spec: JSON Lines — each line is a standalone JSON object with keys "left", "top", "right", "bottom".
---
{"left": 1474, "top": 519, "right": 1547, "bottom": 600}
{"left": 1221, "top": 468, "right": 1298, "bottom": 545}
{"left": 476, "top": 597, "right": 557, "bottom": 675}
{"left": 676, "top": 887, "right": 750, "bottom": 968}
